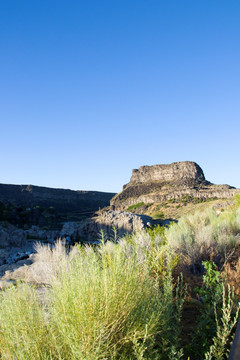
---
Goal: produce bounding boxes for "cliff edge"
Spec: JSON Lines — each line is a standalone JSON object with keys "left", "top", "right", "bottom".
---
{"left": 110, "top": 161, "right": 238, "bottom": 211}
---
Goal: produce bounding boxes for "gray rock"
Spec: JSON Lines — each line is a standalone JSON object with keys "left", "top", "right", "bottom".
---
{"left": 0, "top": 229, "right": 10, "bottom": 247}
{"left": 0, "top": 225, "right": 26, "bottom": 248}
{"left": 25, "top": 226, "right": 47, "bottom": 240}
{"left": 25, "top": 226, "right": 59, "bottom": 242}
{"left": 60, "top": 222, "right": 79, "bottom": 239}
{"left": 111, "top": 161, "right": 239, "bottom": 209}
{"left": 9, "top": 229, "right": 26, "bottom": 247}
{"left": 130, "top": 161, "right": 205, "bottom": 184}
{"left": 82, "top": 211, "right": 155, "bottom": 241}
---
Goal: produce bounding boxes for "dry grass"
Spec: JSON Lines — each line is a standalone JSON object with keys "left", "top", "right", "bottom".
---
{"left": 0, "top": 238, "right": 185, "bottom": 359}
{"left": 165, "top": 207, "right": 240, "bottom": 271}
{"left": 1, "top": 204, "right": 240, "bottom": 359}
{"left": 224, "top": 246, "right": 240, "bottom": 297}
{"left": 146, "top": 198, "right": 234, "bottom": 220}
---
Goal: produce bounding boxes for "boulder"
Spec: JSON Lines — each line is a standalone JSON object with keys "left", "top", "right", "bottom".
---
{"left": 25, "top": 226, "right": 46, "bottom": 240}
{"left": 0, "top": 224, "right": 26, "bottom": 248}
{"left": 0, "top": 229, "right": 10, "bottom": 247}
{"left": 9, "top": 229, "right": 26, "bottom": 247}
{"left": 60, "top": 222, "right": 79, "bottom": 239}
{"left": 82, "top": 211, "right": 155, "bottom": 241}
{"left": 25, "top": 226, "right": 59, "bottom": 243}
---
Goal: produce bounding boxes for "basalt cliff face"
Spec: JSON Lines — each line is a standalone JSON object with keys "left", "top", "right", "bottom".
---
{"left": 129, "top": 161, "right": 205, "bottom": 184}
{"left": 110, "top": 161, "right": 238, "bottom": 209}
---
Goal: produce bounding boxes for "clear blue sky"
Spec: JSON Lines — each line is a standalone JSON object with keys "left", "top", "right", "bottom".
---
{"left": 1, "top": 1, "right": 239, "bottom": 193}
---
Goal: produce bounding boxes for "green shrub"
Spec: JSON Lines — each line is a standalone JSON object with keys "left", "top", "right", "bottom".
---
{"left": 152, "top": 211, "right": 164, "bottom": 219}
{"left": 166, "top": 207, "right": 240, "bottom": 271}
{"left": 48, "top": 244, "right": 164, "bottom": 359}
{"left": 204, "top": 285, "right": 240, "bottom": 360}
{"left": 189, "top": 261, "right": 224, "bottom": 358}
{"left": 0, "top": 237, "right": 186, "bottom": 359}
{"left": 182, "top": 260, "right": 240, "bottom": 360}
{"left": 0, "top": 285, "right": 50, "bottom": 360}
{"left": 2, "top": 204, "right": 240, "bottom": 360}
{"left": 234, "top": 192, "right": 240, "bottom": 208}
{"left": 127, "top": 202, "right": 146, "bottom": 211}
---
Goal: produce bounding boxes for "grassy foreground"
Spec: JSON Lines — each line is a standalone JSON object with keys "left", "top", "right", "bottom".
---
{"left": 1, "top": 205, "right": 240, "bottom": 359}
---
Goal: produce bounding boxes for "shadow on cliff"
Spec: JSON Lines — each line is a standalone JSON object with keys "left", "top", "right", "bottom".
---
{"left": 79, "top": 216, "right": 177, "bottom": 244}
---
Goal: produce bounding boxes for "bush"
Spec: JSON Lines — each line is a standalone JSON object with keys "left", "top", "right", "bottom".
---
{"left": 185, "top": 261, "right": 240, "bottom": 359}
{"left": 48, "top": 243, "right": 163, "bottom": 359}
{"left": 1, "top": 206, "right": 240, "bottom": 359}
{"left": 0, "top": 237, "right": 185, "bottom": 359}
{"left": 166, "top": 207, "right": 240, "bottom": 272}
{"left": 127, "top": 202, "right": 146, "bottom": 211}
{"left": 0, "top": 285, "right": 50, "bottom": 359}
{"left": 152, "top": 211, "right": 165, "bottom": 219}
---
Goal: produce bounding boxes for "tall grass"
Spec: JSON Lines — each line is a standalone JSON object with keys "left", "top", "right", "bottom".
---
{"left": 204, "top": 285, "right": 240, "bottom": 360}
{"left": 0, "top": 235, "right": 185, "bottom": 359}
{"left": 1, "top": 205, "right": 240, "bottom": 359}
{"left": 48, "top": 242, "right": 164, "bottom": 359}
{"left": 0, "top": 285, "right": 50, "bottom": 360}
{"left": 166, "top": 207, "right": 240, "bottom": 271}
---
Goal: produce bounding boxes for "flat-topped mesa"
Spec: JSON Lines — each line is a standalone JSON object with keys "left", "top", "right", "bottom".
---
{"left": 129, "top": 161, "right": 205, "bottom": 185}
{"left": 110, "top": 161, "right": 238, "bottom": 210}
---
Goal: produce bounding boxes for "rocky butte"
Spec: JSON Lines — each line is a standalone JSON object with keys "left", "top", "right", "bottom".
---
{"left": 110, "top": 161, "right": 239, "bottom": 210}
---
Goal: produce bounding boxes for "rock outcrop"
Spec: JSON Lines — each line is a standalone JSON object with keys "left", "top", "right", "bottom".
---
{"left": 129, "top": 162, "right": 205, "bottom": 184}
{"left": 25, "top": 226, "right": 58, "bottom": 242}
{"left": 111, "top": 161, "right": 238, "bottom": 209}
{"left": 82, "top": 211, "right": 156, "bottom": 240}
{"left": 0, "top": 223, "right": 60, "bottom": 251}
{"left": 56, "top": 211, "right": 158, "bottom": 242}
{"left": 0, "top": 223, "right": 26, "bottom": 248}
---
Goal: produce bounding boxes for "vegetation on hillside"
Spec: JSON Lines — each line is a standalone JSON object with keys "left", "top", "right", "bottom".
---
{"left": 124, "top": 196, "right": 235, "bottom": 222}
{"left": 0, "top": 201, "right": 60, "bottom": 229}
{"left": 1, "top": 198, "right": 240, "bottom": 359}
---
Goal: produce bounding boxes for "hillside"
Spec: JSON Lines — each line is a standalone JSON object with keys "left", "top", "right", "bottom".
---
{"left": 0, "top": 183, "right": 115, "bottom": 227}
{"left": 110, "top": 161, "right": 239, "bottom": 219}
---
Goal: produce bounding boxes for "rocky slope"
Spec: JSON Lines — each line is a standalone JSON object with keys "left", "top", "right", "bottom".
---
{"left": 111, "top": 161, "right": 238, "bottom": 210}
{"left": 0, "top": 184, "right": 115, "bottom": 211}
{"left": 0, "top": 211, "right": 159, "bottom": 285}
{"left": 0, "top": 183, "right": 115, "bottom": 227}
{"left": 82, "top": 210, "right": 163, "bottom": 240}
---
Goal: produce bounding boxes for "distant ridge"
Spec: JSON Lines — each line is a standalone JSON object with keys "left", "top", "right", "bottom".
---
{"left": 0, "top": 183, "right": 115, "bottom": 214}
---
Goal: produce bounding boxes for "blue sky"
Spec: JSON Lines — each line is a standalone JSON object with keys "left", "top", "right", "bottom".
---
{"left": 0, "top": 1, "right": 240, "bottom": 192}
